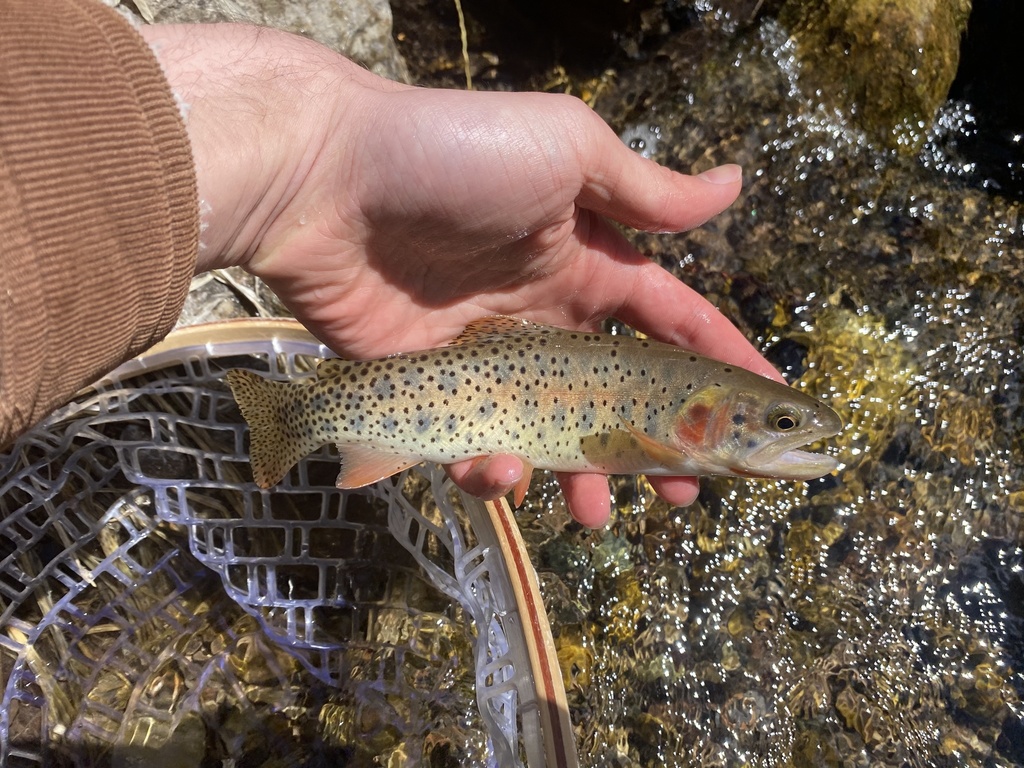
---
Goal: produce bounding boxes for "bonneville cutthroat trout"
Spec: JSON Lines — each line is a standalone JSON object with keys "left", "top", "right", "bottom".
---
{"left": 226, "top": 316, "right": 841, "bottom": 502}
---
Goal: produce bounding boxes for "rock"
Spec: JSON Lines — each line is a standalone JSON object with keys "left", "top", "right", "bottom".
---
{"left": 114, "top": 0, "right": 409, "bottom": 82}
{"left": 778, "top": 0, "right": 971, "bottom": 151}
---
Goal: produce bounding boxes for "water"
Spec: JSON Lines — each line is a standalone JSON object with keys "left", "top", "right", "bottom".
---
{"left": 3, "top": 2, "right": 1019, "bottom": 765}
{"left": 493, "top": 8, "right": 1024, "bottom": 767}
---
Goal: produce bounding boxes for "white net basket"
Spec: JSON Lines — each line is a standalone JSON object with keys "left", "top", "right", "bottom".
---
{"left": 0, "top": 320, "right": 573, "bottom": 768}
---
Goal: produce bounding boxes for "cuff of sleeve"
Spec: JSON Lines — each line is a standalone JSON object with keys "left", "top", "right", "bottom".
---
{"left": 0, "top": 0, "right": 199, "bottom": 445}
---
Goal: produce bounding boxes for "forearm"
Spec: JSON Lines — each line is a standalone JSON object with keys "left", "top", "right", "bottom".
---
{"left": 0, "top": 0, "right": 198, "bottom": 447}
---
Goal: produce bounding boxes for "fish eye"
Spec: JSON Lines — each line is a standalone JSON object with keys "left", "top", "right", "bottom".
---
{"left": 768, "top": 407, "right": 800, "bottom": 432}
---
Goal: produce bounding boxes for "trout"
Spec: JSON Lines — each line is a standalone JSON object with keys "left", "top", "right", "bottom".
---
{"left": 226, "top": 316, "right": 842, "bottom": 502}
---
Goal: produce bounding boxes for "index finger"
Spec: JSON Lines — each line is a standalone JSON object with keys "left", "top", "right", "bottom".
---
{"left": 577, "top": 220, "right": 785, "bottom": 383}
{"left": 620, "top": 260, "right": 785, "bottom": 383}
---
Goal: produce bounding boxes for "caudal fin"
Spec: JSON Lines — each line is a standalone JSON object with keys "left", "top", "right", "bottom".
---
{"left": 225, "top": 369, "right": 320, "bottom": 488}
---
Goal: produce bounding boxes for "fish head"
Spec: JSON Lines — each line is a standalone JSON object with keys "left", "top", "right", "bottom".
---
{"left": 671, "top": 382, "right": 843, "bottom": 480}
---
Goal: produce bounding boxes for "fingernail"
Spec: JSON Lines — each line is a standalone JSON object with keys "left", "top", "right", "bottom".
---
{"left": 697, "top": 163, "right": 742, "bottom": 185}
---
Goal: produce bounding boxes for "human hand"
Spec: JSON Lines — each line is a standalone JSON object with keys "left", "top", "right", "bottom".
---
{"left": 142, "top": 23, "right": 783, "bottom": 527}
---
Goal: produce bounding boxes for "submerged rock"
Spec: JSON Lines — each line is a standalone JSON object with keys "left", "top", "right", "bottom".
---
{"left": 778, "top": 0, "right": 971, "bottom": 151}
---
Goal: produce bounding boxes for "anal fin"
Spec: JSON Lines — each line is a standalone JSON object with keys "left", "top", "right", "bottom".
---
{"left": 335, "top": 444, "right": 421, "bottom": 489}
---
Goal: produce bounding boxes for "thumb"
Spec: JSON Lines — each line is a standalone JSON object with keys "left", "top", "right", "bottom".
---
{"left": 572, "top": 110, "right": 742, "bottom": 233}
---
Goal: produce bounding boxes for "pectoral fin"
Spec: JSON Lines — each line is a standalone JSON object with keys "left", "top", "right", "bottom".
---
{"left": 617, "top": 417, "right": 687, "bottom": 469}
{"left": 335, "top": 445, "right": 421, "bottom": 489}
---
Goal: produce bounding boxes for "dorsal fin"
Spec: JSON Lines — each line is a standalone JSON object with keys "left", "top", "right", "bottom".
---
{"left": 448, "top": 315, "right": 590, "bottom": 347}
{"left": 448, "top": 315, "right": 531, "bottom": 346}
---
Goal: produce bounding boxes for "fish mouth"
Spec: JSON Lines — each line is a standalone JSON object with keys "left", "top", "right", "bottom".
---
{"left": 738, "top": 447, "right": 839, "bottom": 480}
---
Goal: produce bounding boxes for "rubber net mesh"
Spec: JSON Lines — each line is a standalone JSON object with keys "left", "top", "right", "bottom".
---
{"left": 0, "top": 331, "right": 542, "bottom": 767}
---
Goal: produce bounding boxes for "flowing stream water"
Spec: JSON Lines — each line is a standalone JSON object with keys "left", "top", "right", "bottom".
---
{"left": 410, "top": 4, "right": 1024, "bottom": 766}
{"left": 1, "top": 2, "right": 1020, "bottom": 766}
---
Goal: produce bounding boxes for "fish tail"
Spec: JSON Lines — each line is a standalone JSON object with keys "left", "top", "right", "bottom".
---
{"left": 225, "top": 369, "right": 319, "bottom": 488}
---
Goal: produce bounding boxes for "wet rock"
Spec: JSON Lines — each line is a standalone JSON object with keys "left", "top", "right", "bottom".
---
{"left": 764, "top": 337, "right": 808, "bottom": 381}
{"left": 729, "top": 271, "right": 778, "bottom": 332}
{"left": 778, "top": 0, "right": 971, "bottom": 151}
{"left": 940, "top": 538, "right": 1024, "bottom": 672}
{"left": 879, "top": 428, "right": 915, "bottom": 468}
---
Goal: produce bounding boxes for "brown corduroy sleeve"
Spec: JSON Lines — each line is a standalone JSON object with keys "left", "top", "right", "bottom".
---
{"left": 0, "top": 0, "right": 198, "bottom": 447}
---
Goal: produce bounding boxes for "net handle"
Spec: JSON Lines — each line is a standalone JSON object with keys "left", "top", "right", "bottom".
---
{"left": 485, "top": 497, "right": 579, "bottom": 768}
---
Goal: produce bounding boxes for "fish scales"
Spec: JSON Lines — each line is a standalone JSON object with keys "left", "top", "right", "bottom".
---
{"left": 315, "top": 333, "right": 681, "bottom": 468}
{"left": 226, "top": 316, "right": 842, "bottom": 495}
